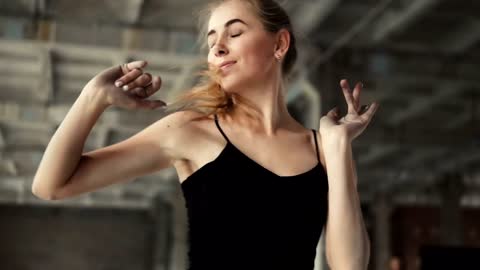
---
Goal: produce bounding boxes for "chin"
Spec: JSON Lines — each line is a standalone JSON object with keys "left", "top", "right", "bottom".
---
{"left": 219, "top": 75, "right": 244, "bottom": 93}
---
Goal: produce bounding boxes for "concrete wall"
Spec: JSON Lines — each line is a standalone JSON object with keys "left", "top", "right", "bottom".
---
{"left": 0, "top": 203, "right": 172, "bottom": 270}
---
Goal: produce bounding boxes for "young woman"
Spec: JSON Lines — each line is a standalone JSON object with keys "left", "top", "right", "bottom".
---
{"left": 32, "top": 0, "right": 379, "bottom": 269}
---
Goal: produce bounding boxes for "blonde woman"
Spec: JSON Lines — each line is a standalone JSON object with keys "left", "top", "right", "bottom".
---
{"left": 32, "top": 0, "right": 379, "bottom": 269}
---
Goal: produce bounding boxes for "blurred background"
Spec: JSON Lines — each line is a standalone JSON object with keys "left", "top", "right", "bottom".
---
{"left": 0, "top": 0, "right": 479, "bottom": 269}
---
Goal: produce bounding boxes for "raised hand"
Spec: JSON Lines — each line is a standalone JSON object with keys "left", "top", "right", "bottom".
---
{"left": 319, "top": 79, "right": 379, "bottom": 142}
{"left": 83, "top": 60, "right": 166, "bottom": 110}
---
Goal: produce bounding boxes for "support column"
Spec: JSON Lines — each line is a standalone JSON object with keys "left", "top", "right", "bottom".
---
{"left": 150, "top": 194, "right": 174, "bottom": 270}
{"left": 373, "top": 192, "right": 393, "bottom": 270}
{"left": 37, "top": 47, "right": 53, "bottom": 103}
{"left": 438, "top": 172, "right": 464, "bottom": 246}
{"left": 122, "top": 26, "right": 143, "bottom": 50}
{"left": 37, "top": 19, "right": 54, "bottom": 41}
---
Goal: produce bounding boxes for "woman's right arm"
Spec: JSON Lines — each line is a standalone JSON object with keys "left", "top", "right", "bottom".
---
{"left": 31, "top": 60, "right": 172, "bottom": 200}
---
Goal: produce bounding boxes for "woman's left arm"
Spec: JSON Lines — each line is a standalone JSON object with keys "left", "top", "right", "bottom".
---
{"left": 323, "top": 137, "right": 370, "bottom": 270}
{"left": 320, "top": 79, "right": 379, "bottom": 270}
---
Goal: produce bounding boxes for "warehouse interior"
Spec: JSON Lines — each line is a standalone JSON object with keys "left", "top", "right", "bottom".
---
{"left": 0, "top": 0, "right": 479, "bottom": 269}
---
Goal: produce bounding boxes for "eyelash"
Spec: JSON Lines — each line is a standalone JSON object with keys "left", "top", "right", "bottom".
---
{"left": 209, "top": 33, "right": 242, "bottom": 48}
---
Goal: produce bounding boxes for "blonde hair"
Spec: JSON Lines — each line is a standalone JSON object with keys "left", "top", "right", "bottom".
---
{"left": 163, "top": 0, "right": 298, "bottom": 120}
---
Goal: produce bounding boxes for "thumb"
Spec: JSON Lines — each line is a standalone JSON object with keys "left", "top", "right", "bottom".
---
{"left": 320, "top": 107, "right": 338, "bottom": 130}
{"left": 327, "top": 106, "right": 340, "bottom": 119}
{"left": 99, "top": 65, "right": 123, "bottom": 81}
{"left": 136, "top": 99, "right": 167, "bottom": 110}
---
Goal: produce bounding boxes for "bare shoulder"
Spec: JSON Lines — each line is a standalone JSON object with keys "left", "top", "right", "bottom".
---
{"left": 154, "top": 109, "right": 209, "bottom": 129}
{"left": 149, "top": 110, "right": 215, "bottom": 161}
{"left": 157, "top": 110, "right": 224, "bottom": 182}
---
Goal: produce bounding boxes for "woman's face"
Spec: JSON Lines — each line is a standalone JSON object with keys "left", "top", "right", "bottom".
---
{"left": 207, "top": 0, "right": 278, "bottom": 92}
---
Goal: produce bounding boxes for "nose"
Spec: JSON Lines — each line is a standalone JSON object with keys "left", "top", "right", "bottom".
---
{"left": 215, "top": 47, "right": 227, "bottom": 57}
{"left": 213, "top": 41, "right": 229, "bottom": 57}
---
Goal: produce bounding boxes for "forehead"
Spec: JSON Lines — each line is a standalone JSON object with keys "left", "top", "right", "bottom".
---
{"left": 207, "top": 0, "right": 258, "bottom": 30}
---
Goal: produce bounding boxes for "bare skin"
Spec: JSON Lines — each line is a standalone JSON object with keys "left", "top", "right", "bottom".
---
{"left": 173, "top": 0, "right": 329, "bottom": 182}
{"left": 175, "top": 113, "right": 327, "bottom": 183}
{"left": 31, "top": 60, "right": 171, "bottom": 200}
{"left": 31, "top": 59, "right": 325, "bottom": 199}
{"left": 32, "top": 0, "right": 377, "bottom": 269}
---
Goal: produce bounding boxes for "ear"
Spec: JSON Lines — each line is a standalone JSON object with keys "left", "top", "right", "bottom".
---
{"left": 274, "top": 28, "right": 291, "bottom": 58}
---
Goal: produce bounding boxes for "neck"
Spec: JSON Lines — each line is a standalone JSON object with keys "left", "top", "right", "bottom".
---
{"left": 227, "top": 73, "right": 297, "bottom": 136}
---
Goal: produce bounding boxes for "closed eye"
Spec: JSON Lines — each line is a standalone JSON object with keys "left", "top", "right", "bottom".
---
{"left": 209, "top": 33, "right": 243, "bottom": 49}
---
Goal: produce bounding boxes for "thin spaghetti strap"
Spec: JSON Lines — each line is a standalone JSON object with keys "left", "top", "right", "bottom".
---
{"left": 214, "top": 114, "right": 231, "bottom": 144}
{"left": 311, "top": 129, "right": 321, "bottom": 163}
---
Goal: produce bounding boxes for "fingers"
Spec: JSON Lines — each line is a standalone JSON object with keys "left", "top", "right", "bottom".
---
{"left": 327, "top": 106, "right": 340, "bottom": 119}
{"left": 143, "top": 76, "right": 162, "bottom": 96}
{"left": 128, "top": 76, "right": 161, "bottom": 97}
{"left": 352, "top": 82, "right": 362, "bottom": 112}
{"left": 121, "top": 60, "right": 147, "bottom": 73}
{"left": 122, "top": 73, "right": 152, "bottom": 92}
{"left": 115, "top": 60, "right": 148, "bottom": 87}
{"left": 340, "top": 79, "right": 356, "bottom": 114}
{"left": 341, "top": 79, "right": 365, "bottom": 113}
{"left": 360, "top": 102, "right": 380, "bottom": 123}
{"left": 115, "top": 68, "right": 143, "bottom": 88}
{"left": 320, "top": 107, "right": 339, "bottom": 130}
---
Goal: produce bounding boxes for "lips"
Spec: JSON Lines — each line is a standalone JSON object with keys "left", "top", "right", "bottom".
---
{"left": 219, "top": 61, "right": 236, "bottom": 69}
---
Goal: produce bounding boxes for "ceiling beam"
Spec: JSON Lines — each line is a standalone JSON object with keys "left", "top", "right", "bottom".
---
{"left": 439, "top": 17, "right": 480, "bottom": 53}
{"left": 311, "top": 0, "right": 394, "bottom": 67}
{"left": 445, "top": 106, "right": 478, "bottom": 129}
{"left": 372, "top": 0, "right": 441, "bottom": 42}
{"left": 389, "top": 84, "right": 461, "bottom": 125}
{"left": 291, "top": 0, "right": 341, "bottom": 34}
{"left": 358, "top": 144, "right": 400, "bottom": 166}
{"left": 358, "top": 126, "right": 479, "bottom": 147}
{"left": 361, "top": 146, "right": 480, "bottom": 195}
{"left": 400, "top": 147, "right": 449, "bottom": 168}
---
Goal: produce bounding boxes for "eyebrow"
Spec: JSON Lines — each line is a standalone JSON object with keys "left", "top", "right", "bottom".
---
{"left": 207, "top": 18, "right": 248, "bottom": 37}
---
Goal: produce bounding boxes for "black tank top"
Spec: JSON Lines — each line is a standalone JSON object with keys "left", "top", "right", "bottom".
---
{"left": 180, "top": 114, "right": 329, "bottom": 270}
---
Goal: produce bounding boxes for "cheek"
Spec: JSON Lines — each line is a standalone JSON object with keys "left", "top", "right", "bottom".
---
{"left": 238, "top": 38, "right": 273, "bottom": 65}
{"left": 241, "top": 44, "right": 275, "bottom": 74}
